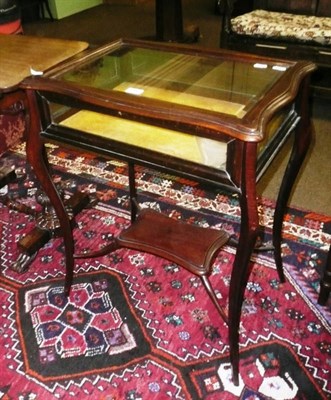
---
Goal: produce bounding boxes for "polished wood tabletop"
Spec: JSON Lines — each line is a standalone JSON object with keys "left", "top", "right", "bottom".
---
{"left": 0, "top": 35, "right": 88, "bottom": 92}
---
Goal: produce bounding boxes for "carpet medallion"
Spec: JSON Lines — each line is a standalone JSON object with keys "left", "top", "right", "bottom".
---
{"left": 0, "top": 144, "right": 330, "bottom": 399}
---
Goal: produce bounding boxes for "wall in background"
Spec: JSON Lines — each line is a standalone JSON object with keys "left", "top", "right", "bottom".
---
{"left": 48, "top": 0, "right": 103, "bottom": 19}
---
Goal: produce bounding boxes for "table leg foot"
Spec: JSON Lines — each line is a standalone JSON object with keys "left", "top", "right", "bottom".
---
{"left": 228, "top": 223, "right": 259, "bottom": 386}
{"left": 11, "top": 251, "right": 37, "bottom": 273}
{"left": 9, "top": 191, "right": 90, "bottom": 273}
{"left": 231, "top": 364, "right": 240, "bottom": 386}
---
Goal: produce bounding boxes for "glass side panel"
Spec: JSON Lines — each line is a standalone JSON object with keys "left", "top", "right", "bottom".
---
{"left": 56, "top": 46, "right": 289, "bottom": 118}
{"left": 50, "top": 101, "right": 290, "bottom": 173}
{"left": 50, "top": 103, "right": 231, "bottom": 170}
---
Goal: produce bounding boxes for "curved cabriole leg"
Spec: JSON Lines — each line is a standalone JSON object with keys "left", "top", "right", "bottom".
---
{"left": 25, "top": 89, "right": 75, "bottom": 295}
{"left": 228, "top": 227, "right": 259, "bottom": 385}
{"left": 228, "top": 143, "right": 259, "bottom": 386}
{"left": 128, "top": 161, "right": 139, "bottom": 222}
{"left": 273, "top": 81, "right": 313, "bottom": 283}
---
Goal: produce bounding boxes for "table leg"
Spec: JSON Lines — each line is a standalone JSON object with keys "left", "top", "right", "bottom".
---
{"left": 41, "top": 0, "right": 53, "bottom": 20}
{"left": 128, "top": 162, "right": 139, "bottom": 222}
{"left": 25, "top": 89, "right": 75, "bottom": 295}
{"left": 155, "top": 0, "right": 199, "bottom": 43}
{"left": 228, "top": 143, "right": 259, "bottom": 385}
{"left": 273, "top": 82, "right": 313, "bottom": 282}
{"left": 318, "top": 246, "right": 331, "bottom": 305}
{"left": 155, "top": 0, "right": 183, "bottom": 41}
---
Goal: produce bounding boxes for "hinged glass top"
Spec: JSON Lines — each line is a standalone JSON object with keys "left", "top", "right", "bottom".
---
{"left": 56, "top": 44, "right": 289, "bottom": 119}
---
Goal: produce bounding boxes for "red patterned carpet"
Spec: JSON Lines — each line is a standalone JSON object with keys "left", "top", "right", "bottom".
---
{"left": 0, "top": 144, "right": 330, "bottom": 399}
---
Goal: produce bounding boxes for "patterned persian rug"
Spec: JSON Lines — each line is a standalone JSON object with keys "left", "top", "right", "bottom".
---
{"left": 0, "top": 144, "right": 330, "bottom": 400}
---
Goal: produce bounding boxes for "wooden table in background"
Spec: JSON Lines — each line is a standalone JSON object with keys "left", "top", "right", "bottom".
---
{"left": 0, "top": 35, "right": 88, "bottom": 91}
{"left": 0, "top": 34, "right": 89, "bottom": 271}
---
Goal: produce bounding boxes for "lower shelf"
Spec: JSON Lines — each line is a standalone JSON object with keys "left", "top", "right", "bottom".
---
{"left": 117, "top": 209, "right": 230, "bottom": 277}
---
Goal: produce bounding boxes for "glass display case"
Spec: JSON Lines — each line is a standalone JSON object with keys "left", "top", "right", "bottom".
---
{"left": 21, "top": 38, "right": 316, "bottom": 384}
{"left": 36, "top": 40, "right": 303, "bottom": 187}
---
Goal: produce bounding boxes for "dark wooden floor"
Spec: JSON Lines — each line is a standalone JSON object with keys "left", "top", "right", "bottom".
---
{"left": 22, "top": 0, "right": 220, "bottom": 47}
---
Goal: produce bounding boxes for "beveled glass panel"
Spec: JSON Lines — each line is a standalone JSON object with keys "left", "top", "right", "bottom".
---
{"left": 56, "top": 46, "right": 289, "bottom": 118}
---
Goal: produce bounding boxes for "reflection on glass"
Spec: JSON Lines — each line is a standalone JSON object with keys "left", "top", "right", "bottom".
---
{"left": 58, "top": 46, "right": 288, "bottom": 118}
{"left": 54, "top": 105, "right": 230, "bottom": 170}
{"left": 49, "top": 44, "right": 290, "bottom": 173}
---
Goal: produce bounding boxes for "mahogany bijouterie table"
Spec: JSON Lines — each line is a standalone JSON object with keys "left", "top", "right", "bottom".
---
{"left": 20, "top": 38, "right": 316, "bottom": 384}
